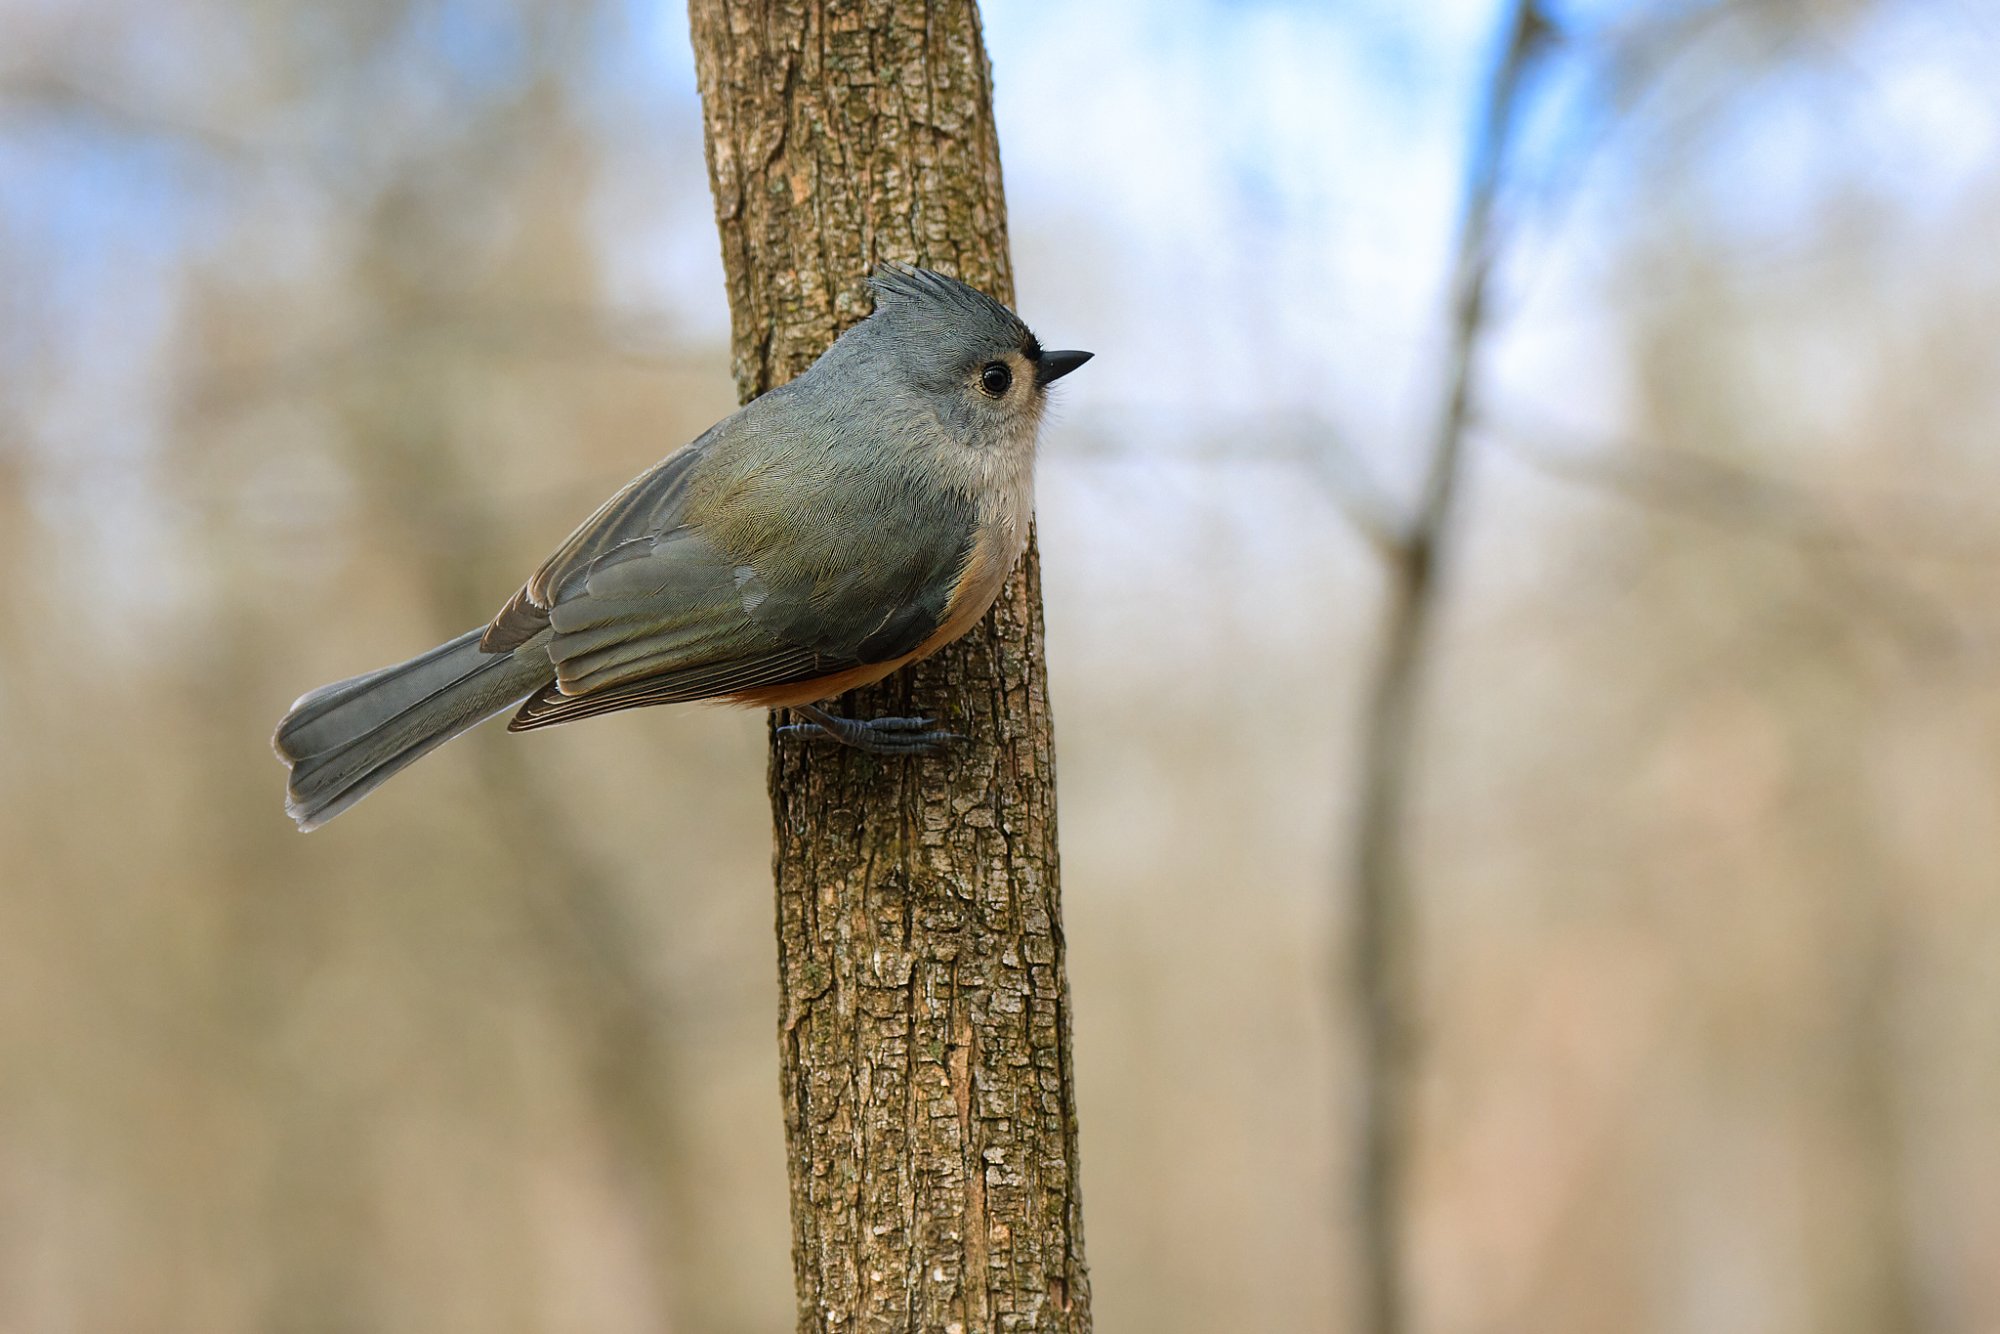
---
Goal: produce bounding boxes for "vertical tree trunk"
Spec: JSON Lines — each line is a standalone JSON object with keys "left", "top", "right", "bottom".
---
{"left": 686, "top": 5, "right": 1090, "bottom": 1332}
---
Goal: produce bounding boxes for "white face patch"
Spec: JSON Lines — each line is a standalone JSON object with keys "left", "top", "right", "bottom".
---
{"left": 948, "top": 405, "right": 1040, "bottom": 543}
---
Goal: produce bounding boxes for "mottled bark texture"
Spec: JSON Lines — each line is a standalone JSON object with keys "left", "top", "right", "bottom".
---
{"left": 686, "top": 5, "right": 1090, "bottom": 1332}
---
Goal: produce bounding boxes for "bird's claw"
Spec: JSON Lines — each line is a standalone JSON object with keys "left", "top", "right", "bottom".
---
{"left": 779, "top": 708, "right": 964, "bottom": 756}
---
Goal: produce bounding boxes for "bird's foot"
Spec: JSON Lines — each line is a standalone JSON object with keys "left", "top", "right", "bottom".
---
{"left": 778, "top": 704, "right": 963, "bottom": 756}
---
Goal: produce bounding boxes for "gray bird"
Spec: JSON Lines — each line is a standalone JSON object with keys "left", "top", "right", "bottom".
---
{"left": 274, "top": 264, "right": 1091, "bottom": 830}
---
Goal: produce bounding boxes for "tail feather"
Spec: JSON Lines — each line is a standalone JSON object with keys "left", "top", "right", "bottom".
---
{"left": 274, "top": 628, "right": 553, "bottom": 831}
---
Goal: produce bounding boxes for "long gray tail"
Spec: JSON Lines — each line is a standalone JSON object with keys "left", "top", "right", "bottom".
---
{"left": 273, "top": 628, "right": 554, "bottom": 831}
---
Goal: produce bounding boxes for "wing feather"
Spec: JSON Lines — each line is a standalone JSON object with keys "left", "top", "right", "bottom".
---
{"left": 508, "top": 645, "right": 832, "bottom": 730}
{"left": 481, "top": 438, "right": 710, "bottom": 651}
{"left": 478, "top": 405, "right": 988, "bottom": 732}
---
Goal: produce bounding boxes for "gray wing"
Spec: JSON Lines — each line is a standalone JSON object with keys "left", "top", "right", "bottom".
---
{"left": 506, "top": 524, "right": 841, "bottom": 730}
{"left": 481, "top": 435, "right": 711, "bottom": 653}
{"left": 491, "top": 425, "right": 980, "bottom": 731}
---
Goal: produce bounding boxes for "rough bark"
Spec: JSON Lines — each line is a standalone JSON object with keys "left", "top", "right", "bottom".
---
{"left": 686, "top": 5, "right": 1090, "bottom": 1332}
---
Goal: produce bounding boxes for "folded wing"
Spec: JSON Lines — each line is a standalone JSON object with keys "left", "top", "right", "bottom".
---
{"left": 489, "top": 421, "right": 982, "bottom": 732}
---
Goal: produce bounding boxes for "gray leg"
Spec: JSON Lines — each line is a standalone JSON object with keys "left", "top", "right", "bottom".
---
{"left": 778, "top": 703, "right": 962, "bottom": 756}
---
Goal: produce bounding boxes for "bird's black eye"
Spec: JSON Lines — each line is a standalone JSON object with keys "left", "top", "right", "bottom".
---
{"left": 979, "top": 362, "right": 1012, "bottom": 397}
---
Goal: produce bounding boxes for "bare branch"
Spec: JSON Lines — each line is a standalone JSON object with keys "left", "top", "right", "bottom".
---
{"left": 1492, "top": 425, "right": 1973, "bottom": 657}
{"left": 1050, "top": 411, "right": 1408, "bottom": 561}
{"left": 1343, "top": 6, "right": 1552, "bottom": 1333}
{"left": 0, "top": 72, "right": 262, "bottom": 157}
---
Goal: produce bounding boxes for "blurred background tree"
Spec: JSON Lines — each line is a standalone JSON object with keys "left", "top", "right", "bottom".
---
{"left": 2, "top": 1, "right": 1997, "bottom": 1332}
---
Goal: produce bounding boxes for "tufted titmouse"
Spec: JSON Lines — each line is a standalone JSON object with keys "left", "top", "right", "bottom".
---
{"left": 273, "top": 264, "right": 1090, "bottom": 830}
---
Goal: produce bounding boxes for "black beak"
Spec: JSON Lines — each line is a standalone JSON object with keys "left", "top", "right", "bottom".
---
{"left": 1037, "top": 349, "right": 1093, "bottom": 385}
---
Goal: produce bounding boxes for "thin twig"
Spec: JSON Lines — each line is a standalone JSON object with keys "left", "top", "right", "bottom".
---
{"left": 1344, "top": 6, "right": 1550, "bottom": 1333}
{"left": 1491, "top": 425, "right": 1972, "bottom": 656}
{"left": 1049, "top": 412, "right": 1408, "bottom": 560}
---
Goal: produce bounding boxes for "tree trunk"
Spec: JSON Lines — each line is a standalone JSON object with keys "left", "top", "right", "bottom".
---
{"left": 686, "top": 5, "right": 1091, "bottom": 1332}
